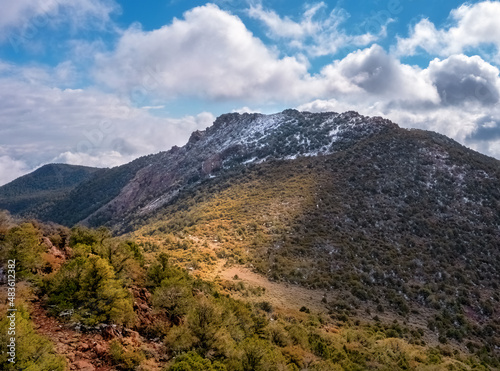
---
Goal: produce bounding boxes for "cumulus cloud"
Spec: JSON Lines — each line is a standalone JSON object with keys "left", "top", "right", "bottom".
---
{"left": 247, "top": 2, "right": 382, "bottom": 57}
{"left": 94, "top": 4, "right": 311, "bottom": 102}
{"left": 426, "top": 54, "right": 500, "bottom": 106}
{"left": 467, "top": 138, "right": 500, "bottom": 160}
{"left": 318, "top": 45, "right": 440, "bottom": 106}
{"left": 395, "top": 1, "right": 500, "bottom": 61}
{"left": 467, "top": 116, "right": 500, "bottom": 141}
{"left": 51, "top": 150, "right": 137, "bottom": 168}
{"left": 3, "top": 2, "right": 500, "bottom": 183}
{"left": 232, "top": 106, "right": 262, "bottom": 114}
{"left": 299, "top": 51, "right": 500, "bottom": 158}
{"left": 465, "top": 116, "right": 500, "bottom": 159}
{"left": 307, "top": 51, "right": 500, "bottom": 112}
{"left": 93, "top": 4, "right": 438, "bottom": 108}
{"left": 298, "top": 98, "right": 484, "bottom": 144}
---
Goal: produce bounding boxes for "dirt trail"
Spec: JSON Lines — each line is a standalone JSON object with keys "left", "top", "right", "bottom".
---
{"left": 218, "top": 265, "right": 329, "bottom": 313}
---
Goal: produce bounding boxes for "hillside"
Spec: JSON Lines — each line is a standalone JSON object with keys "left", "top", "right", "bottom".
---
{"left": 1, "top": 110, "right": 500, "bottom": 367}
{"left": 0, "top": 216, "right": 496, "bottom": 370}
{"left": 131, "top": 126, "right": 500, "bottom": 361}
{"left": 0, "top": 164, "right": 100, "bottom": 217}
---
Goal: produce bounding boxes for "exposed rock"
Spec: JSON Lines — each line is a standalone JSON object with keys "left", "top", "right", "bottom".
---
{"left": 101, "top": 324, "right": 121, "bottom": 340}
{"left": 93, "top": 342, "right": 107, "bottom": 357}
{"left": 42, "top": 236, "right": 66, "bottom": 261}
{"left": 1, "top": 110, "right": 401, "bottom": 229}
{"left": 187, "top": 130, "right": 206, "bottom": 145}
{"left": 202, "top": 153, "right": 222, "bottom": 175}
{"left": 124, "top": 329, "right": 141, "bottom": 342}
{"left": 73, "top": 360, "right": 95, "bottom": 371}
{"left": 78, "top": 342, "right": 90, "bottom": 352}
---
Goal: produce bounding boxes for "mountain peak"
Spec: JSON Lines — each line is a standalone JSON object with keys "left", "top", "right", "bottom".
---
{"left": 85, "top": 110, "right": 402, "bottom": 223}
{"left": 2, "top": 110, "right": 469, "bottom": 229}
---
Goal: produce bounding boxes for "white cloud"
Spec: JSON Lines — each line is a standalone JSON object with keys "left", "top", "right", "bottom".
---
{"left": 299, "top": 51, "right": 500, "bottom": 159}
{"left": 92, "top": 6, "right": 429, "bottom": 107}
{"left": 395, "top": 1, "right": 500, "bottom": 61}
{"left": 0, "top": 0, "right": 59, "bottom": 30}
{"left": 94, "top": 4, "right": 310, "bottom": 103}
{"left": 298, "top": 98, "right": 485, "bottom": 144}
{"left": 318, "top": 45, "right": 440, "bottom": 106}
{"left": 247, "top": 2, "right": 382, "bottom": 57}
{"left": 5, "top": 34, "right": 500, "bottom": 181}
{"left": 0, "top": 0, "right": 119, "bottom": 47}
{"left": 0, "top": 63, "right": 215, "bottom": 184}
{"left": 0, "top": 156, "right": 30, "bottom": 185}
{"left": 2, "top": 1, "right": 500, "bottom": 183}
{"left": 51, "top": 150, "right": 137, "bottom": 168}
{"left": 248, "top": 2, "right": 324, "bottom": 39}
{"left": 232, "top": 106, "right": 262, "bottom": 114}
{"left": 468, "top": 138, "right": 500, "bottom": 159}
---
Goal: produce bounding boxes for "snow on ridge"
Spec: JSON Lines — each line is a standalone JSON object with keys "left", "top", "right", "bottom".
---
{"left": 197, "top": 110, "right": 393, "bottom": 168}
{"left": 243, "top": 157, "right": 257, "bottom": 164}
{"left": 236, "top": 113, "right": 286, "bottom": 143}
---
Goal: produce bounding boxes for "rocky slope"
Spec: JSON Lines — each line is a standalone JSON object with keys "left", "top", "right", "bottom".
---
{"left": 85, "top": 110, "right": 398, "bottom": 228}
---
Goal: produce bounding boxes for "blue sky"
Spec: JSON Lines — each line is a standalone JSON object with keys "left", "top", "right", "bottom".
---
{"left": 1, "top": 0, "right": 500, "bottom": 184}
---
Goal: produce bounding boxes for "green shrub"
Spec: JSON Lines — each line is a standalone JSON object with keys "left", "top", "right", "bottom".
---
{"left": 109, "top": 339, "right": 145, "bottom": 370}
{"left": 257, "top": 301, "right": 273, "bottom": 313}
{"left": 152, "top": 278, "right": 193, "bottom": 323}
{"left": 0, "top": 303, "right": 66, "bottom": 370}
{"left": 166, "top": 351, "right": 226, "bottom": 371}
{"left": 1, "top": 223, "right": 45, "bottom": 278}
{"left": 43, "top": 255, "right": 135, "bottom": 326}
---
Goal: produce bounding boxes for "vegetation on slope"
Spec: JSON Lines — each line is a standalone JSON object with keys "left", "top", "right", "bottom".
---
{"left": 0, "top": 113, "right": 499, "bottom": 369}
{"left": 0, "top": 214, "right": 494, "bottom": 370}
{"left": 132, "top": 129, "right": 500, "bottom": 365}
{"left": 0, "top": 164, "right": 100, "bottom": 218}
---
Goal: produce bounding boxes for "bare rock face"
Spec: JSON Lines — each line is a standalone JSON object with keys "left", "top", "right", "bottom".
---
{"left": 43, "top": 237, "right": 66, "bottom": 260}
{"left": 187, "top": 129, "right": 206, "bottom": 146}
{"left": 202, "top": 153, "right": 222, "bottom": 175}
{"left": 78, "top": 342, "right": 91, "bottom": 352}
{"left": 101, "top": 325, "right": 121, "bottom": 340}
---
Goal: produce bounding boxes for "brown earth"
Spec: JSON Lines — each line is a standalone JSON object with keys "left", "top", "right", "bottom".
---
{"left": 30, "top": 301, "right": 113, "bottom": 370}
{"left": 29, "top": 286, "right": 165, "bottom": 370}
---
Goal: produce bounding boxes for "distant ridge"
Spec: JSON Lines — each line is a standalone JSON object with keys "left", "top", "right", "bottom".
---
{"left": 0, "top": 163, "right": 100, "bottom": 217}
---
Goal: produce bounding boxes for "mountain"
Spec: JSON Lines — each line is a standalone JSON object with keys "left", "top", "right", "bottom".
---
{"left": 2, "top": 109, "right": 500, "bottom": 365}
{"left": 129, "top": 117, "right": 499, "bottom": 356}
{"left": 0, "top": 163, "right": 100, "bottom": 217}
{"left": 0, "top": 110, "right": 399, "bottom": 227}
